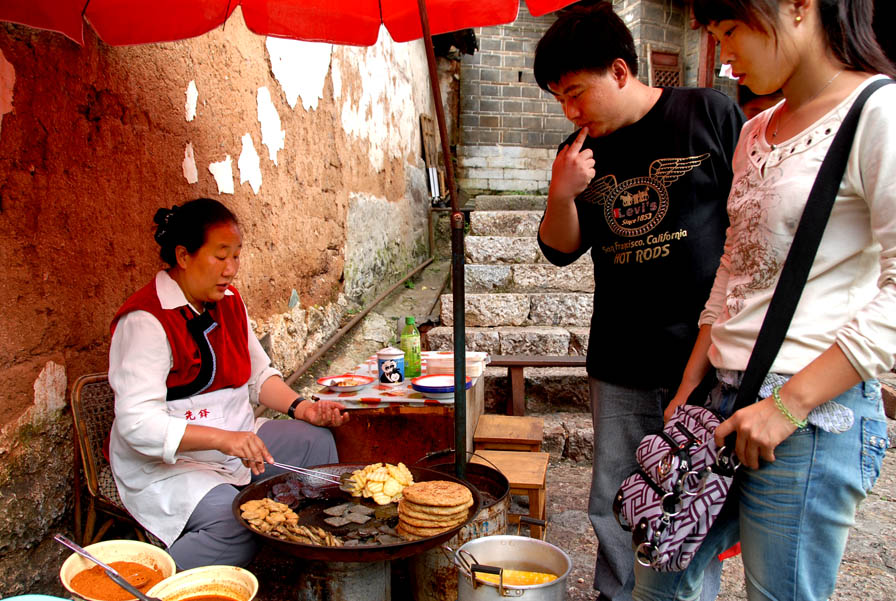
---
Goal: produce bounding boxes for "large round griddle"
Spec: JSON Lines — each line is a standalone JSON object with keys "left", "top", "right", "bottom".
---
{"left": 232, "top": 463, "right": 482, "bottom": 562}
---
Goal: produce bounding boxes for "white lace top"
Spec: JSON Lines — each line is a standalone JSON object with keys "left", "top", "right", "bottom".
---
{"left": 700, "top": 76, "right": 896, "bottom": 381}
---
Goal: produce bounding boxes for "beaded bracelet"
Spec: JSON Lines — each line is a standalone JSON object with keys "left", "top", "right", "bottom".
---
{"left": 772, "top": 386, "right": 808, "bottom": 428}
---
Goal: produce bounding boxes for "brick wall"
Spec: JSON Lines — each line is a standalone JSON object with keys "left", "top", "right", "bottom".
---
{"left": 457, "top": 0, "right": 738, "bottom": 195}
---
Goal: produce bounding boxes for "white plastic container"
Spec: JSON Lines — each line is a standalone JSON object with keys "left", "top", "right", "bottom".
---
{"left": 426, "top": 351, "right": 490, "bottom": 377}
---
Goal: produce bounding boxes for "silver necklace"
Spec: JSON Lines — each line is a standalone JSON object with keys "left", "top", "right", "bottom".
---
{"left": 770, "top": 70, "right": 843, "bottom": 149}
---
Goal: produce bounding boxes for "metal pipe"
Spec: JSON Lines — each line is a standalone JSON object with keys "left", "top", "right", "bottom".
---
{"left": 284, "top": 257, "right": 433, "bottom": 387}
{"left": 417, "top": 0, "right": 466, "bottom": 479}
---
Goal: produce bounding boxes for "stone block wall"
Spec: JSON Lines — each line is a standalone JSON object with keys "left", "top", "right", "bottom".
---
{"left": 457, "top": 3, "right": 563, "bottom": 194}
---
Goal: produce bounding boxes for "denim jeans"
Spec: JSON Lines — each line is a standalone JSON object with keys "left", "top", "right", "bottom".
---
{"left": 633, "top": 380, "right": 889, "bottom": 601}
{"left": 589, "top": 378, "right": 723, "bottom": 601}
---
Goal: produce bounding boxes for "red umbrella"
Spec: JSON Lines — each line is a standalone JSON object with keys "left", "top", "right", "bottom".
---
{"left": 1, "top": 0, "right": 577, "bottom": 474}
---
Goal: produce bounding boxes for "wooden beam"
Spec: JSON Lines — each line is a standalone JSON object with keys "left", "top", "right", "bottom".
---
{"left": 697, "top": 30, "right": 716, "bottom": 89}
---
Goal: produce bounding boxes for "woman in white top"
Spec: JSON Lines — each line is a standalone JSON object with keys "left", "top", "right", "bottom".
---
{"left": 635, "top": 1, "right": 894, "bottom": 600}
{"left": 109, "top": 198, "right": 349, "bottom": 569}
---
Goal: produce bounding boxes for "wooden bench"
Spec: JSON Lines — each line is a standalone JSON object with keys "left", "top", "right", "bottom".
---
{"left": 489, "top": 355, "right": 587, "bottom": 416}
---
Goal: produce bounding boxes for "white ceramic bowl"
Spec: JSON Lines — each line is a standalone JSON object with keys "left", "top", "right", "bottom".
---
{"left": 59, "top": 539, "right": 177, "bottom": 601}
{"left": 146, "top": 566, "right": 258, "bottom": 601}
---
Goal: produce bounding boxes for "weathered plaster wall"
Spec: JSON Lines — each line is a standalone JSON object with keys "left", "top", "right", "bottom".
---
{"left": 0, "top": 8, "right": 439, "bottom": 594}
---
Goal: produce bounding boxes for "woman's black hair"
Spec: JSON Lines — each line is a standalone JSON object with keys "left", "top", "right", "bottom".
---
{"left": 153, "top": 198, "right": 238, "bottom": 267}
{"left": 534, "top": 2, "right": 639, "bottom": 92}
{"left": 692, "top": 0, "right": 896, "bottom": 78}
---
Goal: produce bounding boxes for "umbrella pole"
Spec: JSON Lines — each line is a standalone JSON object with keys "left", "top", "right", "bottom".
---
{"left": 416, "top": 0, "right": 466, "bottom": 479}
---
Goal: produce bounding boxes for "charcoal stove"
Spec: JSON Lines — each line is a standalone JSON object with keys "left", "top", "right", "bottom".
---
{"left": 232, "top": 463, "right": 483, "bottom": 601}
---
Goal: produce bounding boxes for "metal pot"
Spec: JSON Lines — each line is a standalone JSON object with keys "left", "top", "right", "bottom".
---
{"left": 454, "top": 535, "right": 571, "bottom": 600}
{"left": 409, "top": 457, "right": 511, "bottom": 601}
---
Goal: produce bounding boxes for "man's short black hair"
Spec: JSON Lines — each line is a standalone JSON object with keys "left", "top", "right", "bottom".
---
{"left": 534, "top": 2, "right": 639, "bottom": 92}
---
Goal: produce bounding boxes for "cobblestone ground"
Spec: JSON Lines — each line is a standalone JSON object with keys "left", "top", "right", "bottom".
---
{"left": 548, "top": 446, "right": 896, "bottom": 601}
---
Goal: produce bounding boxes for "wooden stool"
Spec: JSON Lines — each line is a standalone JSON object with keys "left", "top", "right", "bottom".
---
{"left": 474, "top": 414, "right": 544, "bottom": 452}
{"left": 472, "top": 449, "right": 549, "bottom": 539}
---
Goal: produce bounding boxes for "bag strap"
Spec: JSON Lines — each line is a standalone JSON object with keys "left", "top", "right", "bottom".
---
{"left": 732, "top": 77, "right": 893, "bottom": 412}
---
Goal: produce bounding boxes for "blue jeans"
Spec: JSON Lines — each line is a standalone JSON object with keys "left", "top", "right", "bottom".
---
{"left": 633, "top": 380, "right": 889, "bottom": 601}
{"left": 589, "top": 378, "right": 723, "bottom": 601}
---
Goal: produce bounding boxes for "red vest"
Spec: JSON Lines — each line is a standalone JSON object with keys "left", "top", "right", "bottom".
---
{"left": 111, "top": 278, "right": 252, "bottom": 400}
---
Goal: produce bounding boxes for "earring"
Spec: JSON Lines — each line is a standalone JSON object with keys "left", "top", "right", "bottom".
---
{"left": 795, "top": 15, "right": 802, "bottom": 23}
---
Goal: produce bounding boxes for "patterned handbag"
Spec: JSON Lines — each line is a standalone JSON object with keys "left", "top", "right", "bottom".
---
{"left": 612, "top": 402, "right": 738, "bottom": 571}
{"left": 612, "top": 78, "right": 893, "bottom": 573}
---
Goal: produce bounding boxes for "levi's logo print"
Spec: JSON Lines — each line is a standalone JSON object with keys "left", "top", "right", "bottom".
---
{"left": 579, "top": 154, "right": 710, "bottom": 237}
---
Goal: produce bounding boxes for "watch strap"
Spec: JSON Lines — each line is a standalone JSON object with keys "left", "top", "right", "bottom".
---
{"left": 287, "top": 397, "right": 304, "bottom": 419}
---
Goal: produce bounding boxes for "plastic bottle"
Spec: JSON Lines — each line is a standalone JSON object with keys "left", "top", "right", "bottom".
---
{"left": 400, "top": 316, "right": 422, "bottom": 378}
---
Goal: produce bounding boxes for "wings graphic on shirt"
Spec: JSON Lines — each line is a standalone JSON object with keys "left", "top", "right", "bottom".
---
{"left": 579, "top": 174, "right": 616, "bottom": 205}
{"left": 648, "top": 153, "right": 710, "bottom": 187}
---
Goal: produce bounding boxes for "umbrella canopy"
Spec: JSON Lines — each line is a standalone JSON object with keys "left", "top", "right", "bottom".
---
{"left": 1, "top": 0, "right": 577, "bottom": 475}
{"left": 0, "top": 0, "right": 575, "bottom": 46}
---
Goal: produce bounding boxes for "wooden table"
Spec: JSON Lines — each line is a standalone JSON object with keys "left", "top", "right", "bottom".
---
{"left": 317, "top": 353, "right": 485, "bottom": 465}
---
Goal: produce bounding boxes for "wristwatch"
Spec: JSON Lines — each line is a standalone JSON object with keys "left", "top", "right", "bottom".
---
{"left": 287, "top": 397, "right": 305, "bottom": 419}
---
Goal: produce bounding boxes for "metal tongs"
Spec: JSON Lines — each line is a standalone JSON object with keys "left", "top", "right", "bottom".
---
{"left": 238, "top": 458, "right": 355, "bottom": 491}
{"left": 54, "top": 534, "right": 163, "bottom": 601}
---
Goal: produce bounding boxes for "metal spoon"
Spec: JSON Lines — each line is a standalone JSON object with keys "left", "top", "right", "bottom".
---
{"left": 54, "top": 534, "right": 164, "bottom": 601}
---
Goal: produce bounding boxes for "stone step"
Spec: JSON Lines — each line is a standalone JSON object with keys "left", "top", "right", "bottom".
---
{"left": 473, "top": 194, "right": 547, "bottom": 211}
{"left": 439, "top": 293, "right": 593, "bottom": 327}
{"left": 465, "top": 261, "right": 594, "bottom": 293}
{"left": 539, "top": 412, "right": 593, "bottom": 464}
{"left": 470, "top": 210, "right": 542, "bottom": 237}
{"left": 482, "top": 368, "right": 590, "bottom": 416}
{"left": 426, "top": 325, "right": 589, "bottom": 356}
{"left": 465, "top": 235, "right": 544, "bottom": 264}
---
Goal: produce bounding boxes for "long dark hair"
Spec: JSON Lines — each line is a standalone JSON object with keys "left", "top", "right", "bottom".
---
{"left": 692, "top": 0, "right": 896, "bottom": 78}
{"left": 153, "top": 198, "right": 238, "bottom": 267}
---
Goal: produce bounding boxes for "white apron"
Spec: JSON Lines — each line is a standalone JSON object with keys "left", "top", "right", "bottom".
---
{"left": 110, "top": 383, "right": 268, "bottom": 546}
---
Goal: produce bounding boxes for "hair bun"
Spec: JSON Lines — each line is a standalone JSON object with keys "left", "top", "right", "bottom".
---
{"left": 153, "top": 206, "right": 180, "bottom": 245}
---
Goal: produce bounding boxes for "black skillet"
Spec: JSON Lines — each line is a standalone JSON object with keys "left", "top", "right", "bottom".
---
{"left": 232, "top": 463, "right": 483, "bottom": 562}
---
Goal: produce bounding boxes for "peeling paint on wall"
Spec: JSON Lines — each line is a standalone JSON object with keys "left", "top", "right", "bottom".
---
{"left": 238, "top": 133, "right": 262, "bottom": 195}
{"left": 343, "top": 178, "right": 427, "bottom": 299}
{"left": 331, "top": 29, "right": 428, "bottom": 171}
{"left": 0, "top": 49, "right": 13, "bottom": 136}
{"left": 183, "top": 142, "right": 198, "bottom": 183}
{"left": 266, "top": 37, "right": 331, "bottom": 111}
{"left": 185, "top": 80, "right": 198, "bottom": 122}
{"left": 256, "top": 87, "right": 284, "bottom": 164}
{"left": 209, "top": 155, "right": 235, "bottom": 194}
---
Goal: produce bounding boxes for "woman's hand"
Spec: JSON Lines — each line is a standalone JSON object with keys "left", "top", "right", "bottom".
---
{"left": 300, "top": 400, "right": 350, "bottom": 428}
{"left": 713, "top": 397, "right": 797, "bottom": 469}
{"left": 663, "top": 393, "right": 689, "bottom": 422}
{"left": 181, "top": 427, "right": 274, "bottom": 475}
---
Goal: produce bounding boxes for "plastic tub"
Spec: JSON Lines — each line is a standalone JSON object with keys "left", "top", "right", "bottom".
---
{"left": 426, "top": 352, "right": 489, "bottom": 377}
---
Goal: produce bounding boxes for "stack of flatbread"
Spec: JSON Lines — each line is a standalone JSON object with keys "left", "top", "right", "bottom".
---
{"left": 397, "top": 480, "right": 474, "bottom": 540}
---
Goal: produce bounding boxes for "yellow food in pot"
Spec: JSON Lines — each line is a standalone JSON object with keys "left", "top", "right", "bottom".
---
{"left": 475, "top": 569, "right": 558, "bottom": 587}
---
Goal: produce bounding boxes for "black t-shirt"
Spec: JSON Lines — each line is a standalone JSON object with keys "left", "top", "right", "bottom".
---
{"left": 539, "top": 87, "right": 744, "bottom": 388}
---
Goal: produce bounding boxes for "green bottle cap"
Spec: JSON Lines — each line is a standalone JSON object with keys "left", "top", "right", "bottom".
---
{"left": 405, "top": 316, "right": 415, "bottom": 325}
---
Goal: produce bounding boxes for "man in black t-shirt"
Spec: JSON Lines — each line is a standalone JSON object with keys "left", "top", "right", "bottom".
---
{"left": 534, "top": 5, "right": 744, "bottom": 601}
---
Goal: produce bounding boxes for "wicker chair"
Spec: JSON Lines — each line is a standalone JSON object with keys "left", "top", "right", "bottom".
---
{"left": 70, "top": 373, "right": 163, "bottom": 546}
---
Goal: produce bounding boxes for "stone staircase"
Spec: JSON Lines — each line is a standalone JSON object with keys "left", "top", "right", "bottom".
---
{"left": 426, "top": 194, "right": 592, "bottom": 414}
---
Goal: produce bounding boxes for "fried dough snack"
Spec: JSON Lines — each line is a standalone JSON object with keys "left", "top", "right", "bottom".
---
{"left": 345, "top": 462, "right": 414, "bottom": 505}
{"left": 240, "top": 498, "right": 342, "bottom": 546}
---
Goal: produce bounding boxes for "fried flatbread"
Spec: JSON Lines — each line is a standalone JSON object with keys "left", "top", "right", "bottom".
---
{"left": 401, "top": 497, "right": 474, "bottom": 515}
{"left": 396, "top": 520, "right": 457, "bottom": 537}
{"left": 395, "top": 524, "right": 425, "bottom": 541}
{"left": 399, "top": 510, "right": 467, "bottom": 528}
{"left": 398, "top": 499, "right": 468, "bottom": 522}
{"left": 402, "top": 480, "right": 473, "bottom": 507}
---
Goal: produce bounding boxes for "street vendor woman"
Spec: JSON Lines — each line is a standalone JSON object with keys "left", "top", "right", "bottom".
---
{"left": 108, "top": 197, "right": 349, "bottom": 569}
